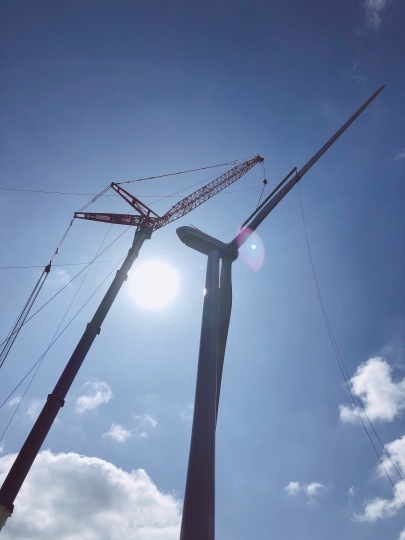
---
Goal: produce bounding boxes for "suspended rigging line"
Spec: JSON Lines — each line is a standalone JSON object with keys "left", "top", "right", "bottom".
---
{"left": 0, "top": 260, "right": 121, "bottom": 270}
{"left": 0, "top": 254, "right": 126, "bottom": 441}
{"left": 117, "top": 157, "right": 252, "bottom": 185}
{"left": 1, "top": 232, "right": 246, "bottom": 271}
{"left": 0, "top": 252, "right": 125, "bottom": 413}
{"left": 143, "top": 161, "right": 265, "bottom": 210}
{"left": 0, "top": 217, "right": 248, "bottom": 413}
{"left": 0, "top": 225, "right": 133, "bottom": 351}
{"left": 0, "top": 225, "right": 115, "bottom": 443}
{"left": 297, "top": 182, "right": 405, "bottom": 510}
{"left": 77, "top": 185, "right": 112, "bottom": 212}
{"left": 256, "top": 180, "right": 268, "bottom": 208}
{"left": 0, "top": 218, "right": 74, "bottom": 370}
{"left": 135, "top": 184, "right": 267, "bottom": 199}
{"left": 0, "top": 187, "right": 117, "bottom": 196}
{"left": 0, "top": 183, "right": 270, "bottom": 202}
{"left": 0, "top": 166, "right": 262, "bottom": 348}
{"left": 0, "top": 183, "right": 266, "bottom": 269}
{"left": 0, "top": 157, "right": 252, "bottom": 196}
{"left": 256, "top": 161, "right": 269, "bottom": 208}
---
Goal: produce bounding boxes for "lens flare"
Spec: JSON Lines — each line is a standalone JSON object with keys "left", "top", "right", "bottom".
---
{"left": 237, "top": 228, "right": 265, "bottom": 271}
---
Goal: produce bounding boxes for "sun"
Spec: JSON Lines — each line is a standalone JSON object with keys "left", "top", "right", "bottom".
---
{"left": 128, "top": 260, "right": 179, "bottom": 309}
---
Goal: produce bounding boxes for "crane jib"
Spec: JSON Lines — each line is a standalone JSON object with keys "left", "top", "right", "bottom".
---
{"left": 74, "top": 156, "right": 264, "bottom": 231}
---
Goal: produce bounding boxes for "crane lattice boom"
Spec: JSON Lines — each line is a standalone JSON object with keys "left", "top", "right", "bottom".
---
{"left": 153, "top": 155, "right": 263, "bottom": 230}
{"left": 74, "top": 155, "right": 264, "bottom": 230}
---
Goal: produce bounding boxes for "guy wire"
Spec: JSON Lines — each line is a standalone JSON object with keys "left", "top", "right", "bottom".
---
{"left": 297, "top": 182, "right": 405, "bottom": 510}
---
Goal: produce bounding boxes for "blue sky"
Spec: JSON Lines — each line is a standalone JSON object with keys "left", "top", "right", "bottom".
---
{"left": 0, "top": 1, "right": 405, "bottom": 538}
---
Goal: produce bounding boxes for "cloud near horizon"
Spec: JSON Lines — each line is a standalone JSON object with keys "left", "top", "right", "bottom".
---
{"left": 0, "top": 450, "right": 181, "bottom": 540}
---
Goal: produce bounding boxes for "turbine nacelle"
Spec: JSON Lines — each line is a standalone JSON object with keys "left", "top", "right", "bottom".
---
{"left": 176, "top": 226, "right": 238, "bottom": 261}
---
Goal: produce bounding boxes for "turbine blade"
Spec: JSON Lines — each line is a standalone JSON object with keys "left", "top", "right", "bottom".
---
{"left": 229, "top": 85, "right": 385, "bottom": 251}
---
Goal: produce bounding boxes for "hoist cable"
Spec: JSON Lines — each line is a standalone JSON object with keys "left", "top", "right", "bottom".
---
{"left": 297, "top": 182, "right": 405, "bottom": 510}
{"left": 0, "top": 216, "right": 248, "bottom": 414}
{"left": 0, "top": 157, "right": 252, "bottom": 195}
{"left": 0, "top": 252, "right": 124, "bottom": 412}
{"left": 50, "top": 218, "right": 74, "bottom": 263}
{"left": 116, "top": 157, "right": 252, "bottom": 185}
{"left": 0, "top": 253, "right": 126, "bottom": 444}
{"left": 0, "top": 270, "right": 47, "bottom": 369}
{"left": 77, "top": 185, "right": 111, "bottom": 213}
{"left": 0, "top": 226, "right": 115, "bottom": 442}
{"left": 256, "top": 182, "right": 267, "bottom": 208}
{"left": 0, "top": 219, "right": 74, "bottom": 370}
{"left": 256, "top": 161, "right": 268, "bottom": 208}
{"left": 0, "top": 183, "right": 268, "bottom": 203}
{"left": 0, "top": 187, "right": 117, "bottom": 196}
{"left": 241, "top": 167, "right": 297, "bottom": 229}
{"left": 0, "top": 169, "right": 262, "bottom": 356}
{"left": 0, "top": 225, "right": 132, "bottom": 351}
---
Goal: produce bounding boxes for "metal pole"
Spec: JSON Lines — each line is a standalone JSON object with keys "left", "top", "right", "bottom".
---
{"left": 180, "top": 249, "right": 220, "bottom": 540}
{"left": 0, "top": 227, "right": 151, "bottom": 531}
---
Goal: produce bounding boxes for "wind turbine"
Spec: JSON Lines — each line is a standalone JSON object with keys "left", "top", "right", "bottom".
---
{"left": 176, "top": 85, "right": 385, "bottom": 540}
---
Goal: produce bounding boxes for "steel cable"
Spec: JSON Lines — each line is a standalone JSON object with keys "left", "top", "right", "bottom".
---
{"left": 0, "top": 254, "right": 126, "bottom": 442}
{"left": 297, "top": 182, "right": 405, "bottom": 511}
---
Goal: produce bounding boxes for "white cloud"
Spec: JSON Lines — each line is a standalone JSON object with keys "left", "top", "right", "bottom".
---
{"left": 26, "top": 399, "right": 45, "bottom": 419}
{"left": 306, "top": 482, "right": 325, "bottom": 497}
{"left": 75, "top": 381, "right": 112, "bottom": 414}
{"left": 0, "top": 444, "right": 3, "bottom": 454}
{"left": 284, "top": 481, "right": 325, "bottom": 498}
{"left": 363, "top": 0, "right": 388, "bottom": 29}
{"left": 376, "top": 434, "right": 405, "bottom": 484}
{"left": 339, "top": 357, "right": 405, "bottom": 423}
{"left": 7, "top": 397, "right": 21, "bottom": 407}
{"left": 355, "top": 490, "right": 403, "bottom": 522}
{"left": 133, "top": 413, "right": 158, "bottom": 438}
{"left": 0, "top": 450, "right": 181, "bottom": 540}
{"left": 395, "top": 149, "right": 405, "bottom": 161}
{"left": 103, "top": 423, "right": 133, "bottom": 443}
{"left": 348, "top": 486, "right": 356, "bottom": 496}
{"left": 284, "top": 481, "right": 301, "bottom": 496}
{"left": 354, "top": 434, "right": 405, "bottom": 539}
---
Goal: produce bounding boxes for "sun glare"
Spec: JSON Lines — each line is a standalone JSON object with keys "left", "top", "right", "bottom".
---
{"left": 128, "top": 260, "right": 179, "bottom": 309}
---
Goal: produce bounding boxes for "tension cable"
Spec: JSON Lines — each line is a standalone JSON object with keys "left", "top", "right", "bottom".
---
{"left": 0, "top": 218, "right": 74, "bottom": 370}
{"left": 298, "top": 182, "right": 405, "bottom": 511}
